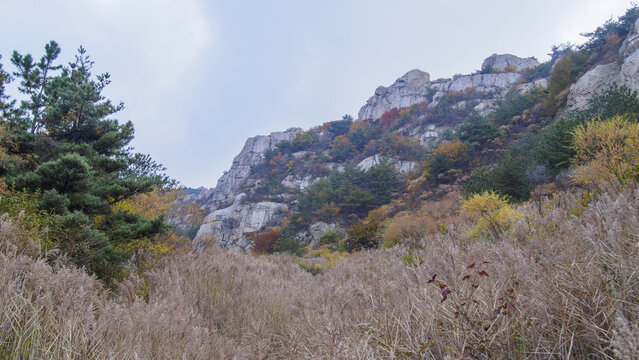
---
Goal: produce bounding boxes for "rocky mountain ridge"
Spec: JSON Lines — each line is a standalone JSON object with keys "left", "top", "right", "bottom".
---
{"left": 189, "top": 53, "right": 549, "bottom": 251}
{"left": 184, "top": 16, "right": 639, "bottom": 252}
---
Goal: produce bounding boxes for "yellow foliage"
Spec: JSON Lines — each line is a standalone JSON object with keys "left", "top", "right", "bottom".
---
{"left": 435, "top": 140, "right": 468, "bottom": 163}
{"left": 308, "top": 248, "right": 347, "bottom": 269}
{"left": 111, "top": 189, "right": 193, "bottom": 272}
{"left": 461, "top": 191, "right": 522, "bottom": 239}
{"left": 348, "top": 120, "right": 369, "bottom": 133}
{"left": 572, "top": 116, "right": 639, "bottom": 189}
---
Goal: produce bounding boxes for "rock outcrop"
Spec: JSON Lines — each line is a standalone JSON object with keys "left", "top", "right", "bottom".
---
{"left": 194, "top": 193, "right": 288, "bottom": 251}
{"left": 481, "top": 53, "right": 539, "bottom": 72}
{"left": 281, "top": 175, "right": 318, "bottom": 190}
{"left": 430, "top": 72, "right": 523, "bottom": 104}
{"left": 358, "top": 54, "right": 542, "bottom": 121}
{"left": 568, "top": 17, "right": 639, "bottom": 109}
{"left": 212, "top": 128, "right": 301, "bottom": 206}
{"left": 357, "top": 155, "right": 418, "bottom": 174}
{"left": 306, "top": 222, "right": 343, "bottom": 249}
{"left": 358, "top": 69, "right": 435, "bottom": 121}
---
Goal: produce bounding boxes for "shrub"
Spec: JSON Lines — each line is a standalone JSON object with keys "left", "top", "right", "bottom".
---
{"left": 461, "top": 191, "right": 523, "bottom": 239}
{"left": 323, "top": 115, "right": 352, "bottom": 137}
{"left": 491, "top": 88, "right": 546, "bottom": 125}
{"left": 571, "top": 116, "right": 639, "bottom": 189}
{"left": 318, "top": 230, "right": 343, "bottom": 249}
{"left": 250, "top": 228, "right": 280, "bottom": 254}
{"left": 457, "top": 112, "right": 501, "bottom": 149}
{"left": 330, "top": 134, "right": 354, "bottom": 161}
{"left": 346, "top": 217, "right": 381, "bottom": 251}
{"left": 547, "top": 49, "right": 589, "bottom": 104}
{"left": 291, "top": 132, "right": 313, "bottom": 151}
{"left": 275, "top": 231, "right": 306, "bottom": 256}
{"left": 379, "top": 107, "right": 400, "bottom": 130}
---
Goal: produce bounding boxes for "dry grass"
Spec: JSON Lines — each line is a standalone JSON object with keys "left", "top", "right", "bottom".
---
{"left": 1, "top": 185, "right": 639, "bottom": 359}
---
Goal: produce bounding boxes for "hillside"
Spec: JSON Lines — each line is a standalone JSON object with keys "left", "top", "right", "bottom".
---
{"left": 2, "top": 5, "right": 639, "bottom": 360}
{"left": 180, "top": 7, "right": 639, "bottom": 256}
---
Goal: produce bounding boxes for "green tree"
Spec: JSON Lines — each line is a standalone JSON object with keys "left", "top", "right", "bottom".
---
{"left": 457, "top": 112, "right": 500, "bottom": 149}
{"left": 2, "top": 43, "right": 174, "bottom": 280}
{"left": 10, "top": 41, "right": 62, "bottom": 134}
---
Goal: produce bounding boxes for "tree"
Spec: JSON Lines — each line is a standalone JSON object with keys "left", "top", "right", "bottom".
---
{"left": 331, "top": 134, "right": 354, "bottom": 161}
{"left": 323, "top": 115, "right": 352, "bottom": 137}
{"left": 0, "top": 55, "right": 17, "bottom": 122}
{"left": 11, "top": 41, "right": 62, "bottom": 134}
{"left": 457, "top": 112, "right": 500, "bottom": 149}
{"left": 1, "top": 43, "right": 174, "bottom": 280}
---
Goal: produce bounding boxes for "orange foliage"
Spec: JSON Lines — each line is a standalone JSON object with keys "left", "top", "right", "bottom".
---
{"left": 435, "top": 140, "right": 468, "bottom": 163}
{"left": 380, "top": 108, "right": 400, "bottom": 130}
{"left": 382, "top": 191, "right": 464, "bottom": 246}
{"left": 349, "top": 120, "right": 369, "bottom": 133}
{"left": 251, "top": 228, "right": 280, "bottom": 254}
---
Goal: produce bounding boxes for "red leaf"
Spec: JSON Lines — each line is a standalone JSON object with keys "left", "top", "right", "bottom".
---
{"left": 427, "top": 274, "right": 437, "bottom": 283}
{"left": 467, "top": 263, "right": 476, "bottom": 269}
{"left": 462, "top": 275, "right": 471, "bottom": 281}
{"left": 439, "top": 283, "right": 447, "bottom": 289}
{"left": 478, "top": 270, "right": 489, "bottom": 277}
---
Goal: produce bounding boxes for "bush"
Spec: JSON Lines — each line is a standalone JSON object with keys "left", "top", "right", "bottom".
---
{"left": 275, "top": 231, "right": 306, "bottom": 256}
{"left": 547, "top": 49, "right": 589, "bottom": 104}
{"left": 346, "top": 217, "right": 381, "bottom": 251}
{"left": 297, "top": 163, "right": 401, "bottom": 221}
{"left": 571, "top": 116, "right": 639, "bottom": 189}
{"left": 461, "top": 191, "right": 523, "bottom": 239}
{"left": 323, "top": 115, "right": 352, "bottom": 138}
{"left": 291, "top": 132, "right": 313, "bottom": 152}
{"left": 250, "top": 228, "right": 280, "bottom": 254}
{"left": 457, "top": 112, "right": 501, "bottom": 149}
{"left": 491, "top": 88, "right": 546, "bottom": 126}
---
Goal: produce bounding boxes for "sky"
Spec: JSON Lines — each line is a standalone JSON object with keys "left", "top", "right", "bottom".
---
{"left": 0, "top": 0, "right": 636, "bottom": 188}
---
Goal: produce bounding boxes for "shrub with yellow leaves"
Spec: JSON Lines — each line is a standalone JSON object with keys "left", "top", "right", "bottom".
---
{"left": 572, "top": 115, "right": 639, "bottom": 190}
{"left": 111, "top": 189, "right": 192, "bottom": 272}
{"left": 461, "top": 191, "right": 523, "bottom": 239}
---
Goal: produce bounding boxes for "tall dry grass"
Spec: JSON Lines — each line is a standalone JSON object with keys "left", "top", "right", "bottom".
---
{"left": 1, "top": 184, "right": 638, "bottom": 359}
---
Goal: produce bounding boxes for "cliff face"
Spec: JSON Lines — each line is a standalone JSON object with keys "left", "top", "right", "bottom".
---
{"left": 212, "top": 128, "right": 301, "bottom": 206}
{"left": 357, "top": 69, "right": 434, "bottom": 121}
{"left": 568, "top": 17, "right": 639, "bottom": 108}
{"left": 188, "top": 54, "right": 550, "bottom": 251}
{"left": 192, "top": 129, "right": 300, "bottom": 248}
{"left": 358, "top": 54, "right": 540, "bottom": 122}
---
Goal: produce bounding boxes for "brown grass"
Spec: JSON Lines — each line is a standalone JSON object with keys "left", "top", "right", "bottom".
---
{"left": 1, "top": 185, "right": 638, "bottom": 359}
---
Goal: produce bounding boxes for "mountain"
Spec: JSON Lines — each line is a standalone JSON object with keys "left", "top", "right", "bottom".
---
{"left": 178, "top": 12, "right": 639, "bottom": 253}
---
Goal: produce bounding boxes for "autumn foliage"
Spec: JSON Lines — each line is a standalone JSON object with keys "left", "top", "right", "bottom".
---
{"left": 571, "top": 115, "right": 639, "bottom": 189}
{"left": 250, "top": 228, "right": 280, "bottom": 254}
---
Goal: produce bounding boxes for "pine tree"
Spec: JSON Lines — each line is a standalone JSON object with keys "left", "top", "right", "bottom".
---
{"left": 2, "top": 43, "right": 175, "bottom": 280}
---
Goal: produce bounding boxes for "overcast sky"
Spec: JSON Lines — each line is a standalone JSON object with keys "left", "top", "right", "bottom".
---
{"left": 0, "top": 0, "right": 635, "bottom": 187}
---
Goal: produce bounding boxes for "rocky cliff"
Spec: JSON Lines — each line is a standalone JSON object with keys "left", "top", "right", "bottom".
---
{"left": 191, "top": 53, "right": 549, "bottom": 251}
{"left": 211, "top": 128, "right": 301, "bottom": 206}
{"left": 568, "top": 17, "right": 639, "bottom": 108}
{"left": 179, "top": 11, "right": 639, "bottom": 254}
{"left": 358, "top": 54, "right": 540, "bottom": 122}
